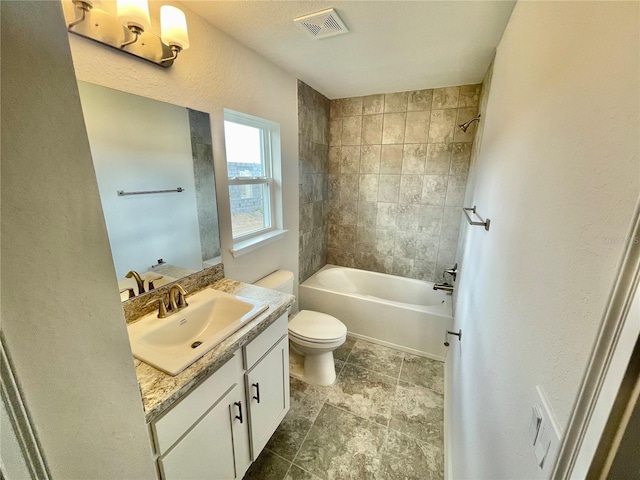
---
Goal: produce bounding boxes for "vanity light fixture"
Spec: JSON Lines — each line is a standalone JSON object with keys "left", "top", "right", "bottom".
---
{"left": 66, "top": 0, "right": 189, "bottom": 68}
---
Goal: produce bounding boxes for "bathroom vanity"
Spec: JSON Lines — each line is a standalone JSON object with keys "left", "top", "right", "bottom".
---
{"left": 132, "top": 279, "right": 294, "bottom": 480}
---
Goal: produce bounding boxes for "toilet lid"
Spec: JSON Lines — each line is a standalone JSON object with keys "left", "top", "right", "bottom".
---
{"left": 288, "top": 310, "right": 347, "bottom": 342}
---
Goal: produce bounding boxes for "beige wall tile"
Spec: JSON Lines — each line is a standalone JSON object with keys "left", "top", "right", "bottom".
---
{"left": 362, "top": 114, "right": 383, "bottom": 145}
{"left": 429, "top": 109, "right": 457, "bottom": 143}
{"left": 425, "top": 143, "right": 452, "bottom": 174}
{"left": 404, "top": 111, "right": 431, "bottom": 143}
{"left": 459, "top": 84, "right": 481, "bottom": 107}
{"left": 399, "top": 174, "right": 424, "bottom": 204}
{"left": 360, "top": 145, "right": 381, "bottom": 173}
{"left": 432, "top": 86, "right": 460, "bottom": 109}
{"left": 374, "top": 228, "right": 395, "bottom": 256}
{"left": 329, "top": 117, "right": 342, "bottom": 146}
{"left": 342, "top": 97, "right": 363, "bottom": 116}
{"left": 382, "top": 113, "right": 406, "bottom": 144}
{"left": 330, "top": 99, "right": 344, "bottom": 117}
{"left": 380, "top": 144, "right": 404, "bottom": 173}
{"left": 445, "top": 175, "right": 467, "bottom": 207}
{"left": 418, "top": 205, "right": 444, "bottom": 235}
{"left": 415, "top": 235, "right": 440, "bottom": 262}
{"left": 338, "top": 201, "right": 357, "bottom": 226}
{"left": 402, "top": 144, "right": 427, "bottom": 174}
{"left": 359, "top": 174, "right": 379, "bottom": 202}
{"left": 376, "top": 202, "right": 398, "bottom": 229}
{"left": 450, "top": 143, "right": 472, "bottom": 176}
{"left": 341, "top": 115, "right": 362, "bottom": 145}
{"left": 363, "top": 94, "right": 384, "bottom": 115}
{"left": 340, "top": 173, "right": 359, "bottom": 203}
{"left": 384, "top": 92, "right": 409, "bottom": 113}
{"left": 329, "top": 146, "right": 341, "bottom": 174}
{"left": 397, "top": 204, "right": 420, "bottom": 232}
{"left": 394, "top": 231, "right": 417, "bottom": 259}
{"left": 340, "top": 146, "right": 361, "bottom": 173}
{"left": 378, "top": 174, "right": 401, "bottom": 202}
{"left": 407, "top": 89, "right": 434, "bottom": 112}
{"left": 357, "top": 202, "right": 377, "bottom": 228}
{"left": 421, "top": 175, "right": 448, "bottom": 205}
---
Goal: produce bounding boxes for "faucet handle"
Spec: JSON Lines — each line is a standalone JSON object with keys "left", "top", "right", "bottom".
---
{"left": 146, "top": 298, "right": 168, "bottom": 318}
{"left": 147, "top": 274, "right": 164, "bottom": 290}
{"left": 119, "top": 287, "right": 135, "bottom": 299}
{"left": 443, "top": 263, "right": 458, "bottom": 282}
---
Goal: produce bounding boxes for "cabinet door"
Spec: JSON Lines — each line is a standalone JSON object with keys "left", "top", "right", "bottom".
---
{"left": 159, "top": 384, "right": 244, "bottom": 480}
{"left": 246, "top": 335, "right": 290, "bottom": 460}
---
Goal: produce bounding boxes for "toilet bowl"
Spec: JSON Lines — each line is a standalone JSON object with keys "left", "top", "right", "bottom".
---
{"left": 254, "top": 270, "right": 347, "bottom": 386}
{"left": 288, "top": 310, "right": 347, "bottom": 386}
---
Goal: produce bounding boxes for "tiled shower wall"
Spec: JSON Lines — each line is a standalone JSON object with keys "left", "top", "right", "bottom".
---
{"left": 298, "top": 81, "right": 330, "bottom": 282}
{"left": 327, "top": 85, "right": 480, "bottom": 282}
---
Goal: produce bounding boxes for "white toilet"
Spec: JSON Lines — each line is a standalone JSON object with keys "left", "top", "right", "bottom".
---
{"left": 255, "top": 270, "right": 347, "bottom": 386}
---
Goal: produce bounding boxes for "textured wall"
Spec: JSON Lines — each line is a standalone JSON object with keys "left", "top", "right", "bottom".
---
{"left": 298, "top": 81, "right": 330, "bottom": 282}
{"left": 1, "top": 2, "right": 156, "bottom": 477}
{"left": 448, "top": 2, "right": 640, "bottom": 478}
{"left": 327, "top": 86, "right": 480, "bottom": 281}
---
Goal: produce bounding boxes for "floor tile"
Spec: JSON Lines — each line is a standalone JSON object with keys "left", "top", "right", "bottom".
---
{"left": 389, "top": 382, "right": 444, "bottom": 446}
{"left": 346, "top": 340, "right": 404, "bottom": 377}
{"left": 294, "top": 403, "right": 387, "bottom": 480}
{"left": 400, "top": 354, "right": 444, "bottom": 394}
{"left": 377, "top": 428, "right": 444, "bottom": 480}
{"left": 334, "top": 335, "right": 357, "bottom": 362}
{"left": 290, "top": 376, "right": 333, "bottom": 401}
{"left": 243, "top": 449, "right": 291, "bottom": 480}
{"left": 285, "top": 464, "right": 322, "bottom": 480}
{"left": 326, "top": 364, "right": 397, "bottom": 426}
{"left": 266, "top": 388, "right": 324, "bottom": 460}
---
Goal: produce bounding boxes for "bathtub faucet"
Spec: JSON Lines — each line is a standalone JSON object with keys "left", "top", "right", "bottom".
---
{"left": 433, "top": 282, "right": 454, "bottom": 293}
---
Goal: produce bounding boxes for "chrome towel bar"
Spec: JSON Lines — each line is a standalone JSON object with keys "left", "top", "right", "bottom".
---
{"left": 117, "top": 187, "right": 184, "bottom": 196}
{"left": 463, "top": 205, "right": 490, "bottom": 231}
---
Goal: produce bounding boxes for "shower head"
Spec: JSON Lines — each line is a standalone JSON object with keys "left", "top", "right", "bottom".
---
{"left": 458, "top": 114, "right": 481, "bottom": 132}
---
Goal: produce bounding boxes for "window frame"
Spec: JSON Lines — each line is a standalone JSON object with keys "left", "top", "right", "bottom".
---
{"left": 223, "top": 109, "right": 286, "bottom": 257}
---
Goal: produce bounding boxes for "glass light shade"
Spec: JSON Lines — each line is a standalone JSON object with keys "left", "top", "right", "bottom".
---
{"left": 160, "top": 6, "right": 189, "bottom": 50}
{"left": 117, "top": 0, "right": 151, "bottom": 31}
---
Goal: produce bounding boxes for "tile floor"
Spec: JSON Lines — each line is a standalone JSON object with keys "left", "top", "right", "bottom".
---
{"left": 243, "top": 337, "right": 445, "bottom": 480}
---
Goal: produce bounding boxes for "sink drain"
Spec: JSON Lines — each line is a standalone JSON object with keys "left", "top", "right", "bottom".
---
{"left": 191, "top": 341, "right": 202, "bottom": 349}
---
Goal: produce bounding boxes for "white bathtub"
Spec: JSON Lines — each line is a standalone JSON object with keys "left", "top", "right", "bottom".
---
{"left": 299, "top": 264, "right": 453, "bottom": 361}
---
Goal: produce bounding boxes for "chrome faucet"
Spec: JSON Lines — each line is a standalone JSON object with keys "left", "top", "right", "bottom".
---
{"left": 434, "top": 263, "right": 457, "bottom": 293}
{"left": 433, "top": 283, "right": 454, "bottom": 293}
{"left": 168, "top": 285, "right": 189, "bottom": 311}
{"left": 125, "top": 270, "right": 145, "bottom": 295}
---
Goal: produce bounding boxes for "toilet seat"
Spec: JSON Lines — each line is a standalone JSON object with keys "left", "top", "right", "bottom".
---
{"left": 288, "top": 310, "right": 347, "bottom": 343}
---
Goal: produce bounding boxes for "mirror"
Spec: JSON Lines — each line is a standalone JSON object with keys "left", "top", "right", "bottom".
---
{"left": 77, "top": 81, "right": 221, "bottom": 302}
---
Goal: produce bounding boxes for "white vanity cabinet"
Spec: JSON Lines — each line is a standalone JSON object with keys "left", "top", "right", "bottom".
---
{"left": 244, "top": 316, "right": 290, "bottom": 459}
{"left": 148, "top": 313, "right": 289, "bottom": 480}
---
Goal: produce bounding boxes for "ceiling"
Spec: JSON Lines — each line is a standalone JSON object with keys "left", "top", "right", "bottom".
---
{"left": 186, "top": 1, "right": 516, "bottom": 99}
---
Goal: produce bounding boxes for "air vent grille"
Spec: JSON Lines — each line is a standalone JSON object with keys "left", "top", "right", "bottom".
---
{"left": 294, "top": 8, "right": 349, "bottom": 40}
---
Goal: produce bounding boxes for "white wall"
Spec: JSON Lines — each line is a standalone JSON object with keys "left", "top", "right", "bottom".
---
{"left": 1, "top": 2, "right": 156, "bottom": 478}
{"left": 449, "top": 2, "right": 640, "bottom": 478}
{"left": 64, "top": 0, "right": 300, "bottom": 292}
{"left": 78, "top": 81, "right": 202, "bottom": 277}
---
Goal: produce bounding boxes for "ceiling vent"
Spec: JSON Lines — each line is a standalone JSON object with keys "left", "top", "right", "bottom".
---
{"left": 294, "top": 8, "right": 349, "bottom": 40}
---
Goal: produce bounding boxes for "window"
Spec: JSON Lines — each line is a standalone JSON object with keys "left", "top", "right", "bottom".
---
{"left": 223, "top": 109, "right": 285, "bottom": 257}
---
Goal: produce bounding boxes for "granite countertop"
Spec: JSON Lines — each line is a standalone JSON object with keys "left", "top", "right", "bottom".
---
{"left": 134, "top": 278, "right": 295, "bottom": 423}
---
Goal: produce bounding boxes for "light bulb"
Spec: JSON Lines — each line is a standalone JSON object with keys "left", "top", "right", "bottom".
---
{"left": 160, "top": 6, "right": 189, "bottom": 50}
{"left": 117, "top": 0, "right": 151, "bottom": 32}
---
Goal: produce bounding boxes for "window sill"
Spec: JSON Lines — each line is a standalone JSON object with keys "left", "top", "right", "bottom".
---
{"left": 229, "top": 229, "right": 288, "bottom": 259}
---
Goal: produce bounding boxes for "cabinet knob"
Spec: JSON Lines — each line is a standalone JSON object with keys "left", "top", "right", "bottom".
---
{"left": 252, "top": 383, "right": 261, "bottom": 404}
{"left": 234, "top": 401, "right": 243, "bottom": 424}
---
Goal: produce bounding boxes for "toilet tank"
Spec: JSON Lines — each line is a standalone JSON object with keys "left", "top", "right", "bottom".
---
{"left": 254, "top": 270, "right": 294, "bottom": 295}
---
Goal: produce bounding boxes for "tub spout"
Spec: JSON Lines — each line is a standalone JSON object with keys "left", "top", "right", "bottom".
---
{"left": 433, "top": 282, "right": 454, "bottom": 293}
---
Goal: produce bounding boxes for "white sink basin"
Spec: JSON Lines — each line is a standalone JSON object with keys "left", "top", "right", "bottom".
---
{"left": 128, "top": 288, "right": 268, "bottom": 375}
